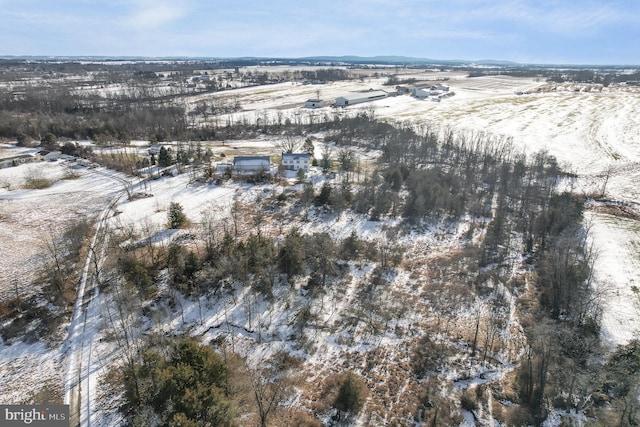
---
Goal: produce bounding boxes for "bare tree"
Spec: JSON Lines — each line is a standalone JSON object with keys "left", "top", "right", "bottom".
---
{"left": 321, "top": 144, "right": 333, "bottom": 173}
{"left": 338, "top": 148, "right": 356, "bottom": 183}
{"left": 600, "top": 165, "right": 613, "bottom": 198}
{"left": 276, "top": 134, "right": 300, "bottom": 154}
{"left": 250, "top": 366, "right": 291, "bottom": 427}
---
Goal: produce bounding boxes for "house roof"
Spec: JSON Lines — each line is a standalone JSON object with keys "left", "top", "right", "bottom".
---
{"left": 336, "top": 90, "right": 388, "bottom": 102}
{"left": 233, "top": 156, "right": 270, "bottom": 165}
{"left": 282, "top": 153, "right": 310, "bottom": 160}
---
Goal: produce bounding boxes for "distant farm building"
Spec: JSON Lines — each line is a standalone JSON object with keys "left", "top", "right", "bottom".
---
{"left": 232, "top": 156, "right": 270, "bottom": 175}
{"left": 303, "top": 99, "right": 326, "bottom": 108}
{"left": 281, "top": 153, "right": 311, "bottom": 172}
{"left": 411, "top": 88, "right": 433, "bottom": 99}
{"left": 43, "top": 151, "right": 62, "bottom": 162}
{"left": 411, "top": 84, "right": 452, "bottom": 101}
{"left": 335, "top": 90, "right": 388, "bottom": 107}
{"left": 0, "top": 154, "right": 34, "bottom": 169}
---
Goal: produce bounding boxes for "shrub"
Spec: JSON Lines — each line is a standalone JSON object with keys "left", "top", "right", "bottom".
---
{"left": 334, "top": 370, "right": 368, "bottom": 415}
{"left": 23, "top": 168, "right": 53, "bottom": 189}
{"left": 461, "top": 389, "right": 478, "bottom": 412}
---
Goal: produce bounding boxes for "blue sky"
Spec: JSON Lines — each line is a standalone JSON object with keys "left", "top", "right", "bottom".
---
{"left": 1, "top": 0, "right": 639, "bottom": 64}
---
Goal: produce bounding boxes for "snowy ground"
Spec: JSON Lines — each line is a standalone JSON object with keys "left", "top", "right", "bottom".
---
{"left": 1, "top": 71, "right": 639, "bottom": 425}
{"left": 587, "top": 211, "right": 640, "bottom": 347}
{"left": 0, "top": 157, "right": 123, "bottom": 299}
{"left": 0, "top": 158, "right": 123, "bottom": 407}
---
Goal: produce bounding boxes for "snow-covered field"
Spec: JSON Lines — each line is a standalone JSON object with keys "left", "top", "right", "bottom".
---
{"left": 0, "top": 159, "right": 123, "bottom": 299}
{"left": 0, "top": 160, "right": 124, "bottom": 407}
{"left": 1, "top": 71, "right": 640, "bottom": 424}
{"left": 190, "top": 72, "right": 640, "bottom": 204}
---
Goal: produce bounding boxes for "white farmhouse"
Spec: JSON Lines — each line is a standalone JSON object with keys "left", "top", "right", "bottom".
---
{"left": 233, "top": 156, "right": 270, "bottom": 175}
{"left": 281, "top": 153, "right": 311, "bottom": 172}
{"left": 335, "top": 90, "right": 388, "bottom": 107}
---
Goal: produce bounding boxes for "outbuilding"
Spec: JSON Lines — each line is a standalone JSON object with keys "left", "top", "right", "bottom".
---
{"left": 233, "top": 156, "right": 270, "bottom": 175}
{"left": 335, "top": 90, "right": 388, "bottom": 107}
{"left": 303, "top": 99, "right": 326, "bottom": 108}
{"left": 0, "top": 154, "right": 34, "bottom": 168}
{"left": 411, "top": 88, "right": 433, "bottom": 99}
{"left": 215, "top": 162, "right": 233, "bottom": 176}
{"left": 44, "top": 151, "right": 62, "bottom": 162}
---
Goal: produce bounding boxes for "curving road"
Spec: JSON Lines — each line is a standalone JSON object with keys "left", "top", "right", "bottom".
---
{"left": 62, "top": 169, "right": 129, "bottom": 427}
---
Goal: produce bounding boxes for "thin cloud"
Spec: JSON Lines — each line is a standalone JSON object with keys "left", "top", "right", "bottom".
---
{"left": 483, "top": 0, "right": 633, "bottom": 35}
{"left": 0, "top": 0, "right": 638, "bottom": 63}
{"left": 120, "top": 0, "right": 191, "bottom": 30}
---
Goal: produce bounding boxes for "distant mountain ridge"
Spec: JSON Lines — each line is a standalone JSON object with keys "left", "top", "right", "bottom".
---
{"left": 0, "top": 54, "right": 513, "bottom": 65}
{"left": 298, "top": 55, "right": 520, "bottom": 66}
{"left": 0, "top": 55, "right": 634, "bottom": 67}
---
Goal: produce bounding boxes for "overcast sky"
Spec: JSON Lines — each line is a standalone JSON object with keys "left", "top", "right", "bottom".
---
{"left": 1, "top": 0, "right": 639, "bottom": 65}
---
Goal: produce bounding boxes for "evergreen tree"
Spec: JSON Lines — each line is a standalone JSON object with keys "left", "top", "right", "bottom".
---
{"left": 168, "top": 202, "right": 187, "bottom": 229}
{"left": 158, "top": 146, "right": 173, "bottom": 167}
{"left": 124, "top": 339, "right": 235, "bottom": 427}
{"left": 279, "top": 228, "right": 305, "bottom": 278}
{"left": 302, "top": 137, "right": 314, "bottom": 155}
{"left": 315, "top": 182, "right": 332, "bottom": 206}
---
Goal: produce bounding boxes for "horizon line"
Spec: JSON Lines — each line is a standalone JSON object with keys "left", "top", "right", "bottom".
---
{"left": 0, "top": 54, "right": 638, "bottom": 68}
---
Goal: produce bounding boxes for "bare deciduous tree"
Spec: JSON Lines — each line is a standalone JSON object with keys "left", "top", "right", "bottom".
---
{"left": 276, "top": 134, "right": 300, "bottom": 154}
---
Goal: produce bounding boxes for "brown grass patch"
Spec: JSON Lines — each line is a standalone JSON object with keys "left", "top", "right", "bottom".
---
{"left": 22, "top": 176, "right": 54, "bottom": 189}
{"left": 589, "top": 203, "right": 640, "bottom": 221}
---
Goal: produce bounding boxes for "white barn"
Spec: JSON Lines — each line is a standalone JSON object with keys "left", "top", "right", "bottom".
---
{"left": 233, "top": 156, "right": 270, "bottom": 175}
{"left": 411, "top": 84, "right": 451, "bottom": 100}
{"left": 335, "top": 90, "right": 388, "bottom": 107}
{"left": 281, "top": 153, "right": 311, "bottom": 172}
{"left": 411, "top": 88, "right": 433, "bottom": 99}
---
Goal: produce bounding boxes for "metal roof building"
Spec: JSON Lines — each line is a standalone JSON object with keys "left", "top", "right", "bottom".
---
{"left": 233, "top": 156, "right": 270, "bottom": 175}
{"left": 335, "top": 90, "right": 388, "bottom": 107}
